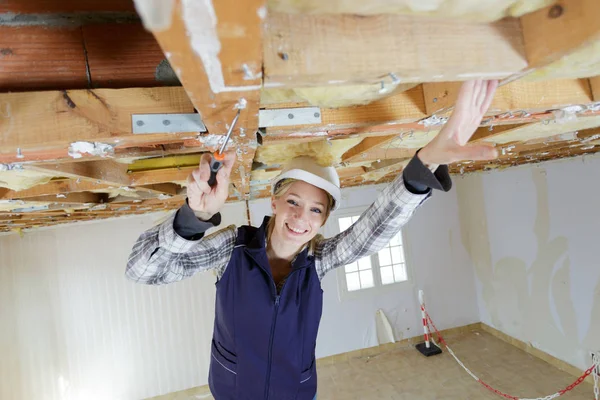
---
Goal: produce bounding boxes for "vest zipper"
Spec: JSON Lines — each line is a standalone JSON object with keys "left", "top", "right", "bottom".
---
{"left": 264, "top": 294, "right": 280, "bottom": 400}
{"left": 262, "top": 263, "right": 310, "bottom": 399}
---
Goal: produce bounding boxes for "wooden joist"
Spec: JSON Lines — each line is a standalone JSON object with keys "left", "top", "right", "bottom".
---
{"left": 263, "top": 12, "right": 526, "bottom": 88}
{"left": 139, "top": 0, "right": 264, "bottom": 134}
{"left": 422, "top": 79, "right": 594, "bottom": 115}
{"left": 342, "top": 135, "right": 398, "bottom": 163}
{"left": 519, "top": 0, "right": 600, "bottom": 80}
{"left": 0, "top": 87, "right": 194, "bottom": 161}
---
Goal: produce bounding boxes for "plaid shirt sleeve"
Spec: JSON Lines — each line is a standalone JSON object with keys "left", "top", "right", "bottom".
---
{"left": 314, "top": 174, "right": 430, "bottom": 280}
{"left": 125, "top": 213, "right": 237, "bottom": 285}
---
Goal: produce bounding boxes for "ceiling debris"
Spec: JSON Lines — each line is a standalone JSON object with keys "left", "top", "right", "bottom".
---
{"left": 2, "top": 0, "right": 600, "bottom": 232}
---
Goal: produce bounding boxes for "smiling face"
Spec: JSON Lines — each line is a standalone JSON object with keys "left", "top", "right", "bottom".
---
{"left": 270, "top": 180, "right": 331, "bottom": 247}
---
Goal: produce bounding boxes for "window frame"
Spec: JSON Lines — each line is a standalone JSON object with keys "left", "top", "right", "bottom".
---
{"left": 324, "top": 206, "right": 413, "bottom": 301}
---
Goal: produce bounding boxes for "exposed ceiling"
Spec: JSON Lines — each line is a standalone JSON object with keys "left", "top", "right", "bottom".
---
{"left": 1, "top": 0, "right": 600, "bottom": 233}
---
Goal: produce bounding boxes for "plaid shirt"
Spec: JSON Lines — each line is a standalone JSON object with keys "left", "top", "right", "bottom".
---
{"left": 126, "top": 173, "right": 431, "bottom": 285}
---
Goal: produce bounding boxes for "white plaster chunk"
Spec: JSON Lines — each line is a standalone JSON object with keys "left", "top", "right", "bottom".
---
{"left": 68, "top": 142, "right": 114, "bottom": 159}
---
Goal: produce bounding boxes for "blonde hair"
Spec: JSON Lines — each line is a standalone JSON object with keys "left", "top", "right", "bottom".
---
{"left": 266, "top": 178, "right": 334, "bottom": 248}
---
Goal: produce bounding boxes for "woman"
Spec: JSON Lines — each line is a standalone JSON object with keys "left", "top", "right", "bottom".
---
{"left": 126, "top": 80, "right": 499, "bottom": 399}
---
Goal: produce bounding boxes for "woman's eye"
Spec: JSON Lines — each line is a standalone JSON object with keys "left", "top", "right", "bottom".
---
{"left": 287, "top": 199, "right": 298, "bottom": 206}
{"left": 311, "top": 208, "right": 322, "bottom": 214}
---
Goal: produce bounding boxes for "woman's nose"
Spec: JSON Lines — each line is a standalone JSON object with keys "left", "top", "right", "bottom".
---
{"left": 294, "top": 207, "right": 306, "bottom": 219}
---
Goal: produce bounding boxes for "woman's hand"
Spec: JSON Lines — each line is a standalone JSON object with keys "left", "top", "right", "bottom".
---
{"left": 186, "top": 152, "right": 236, "bottom": 221}
{"left": 418, "top": 79, "right": 499, "bottom": 166}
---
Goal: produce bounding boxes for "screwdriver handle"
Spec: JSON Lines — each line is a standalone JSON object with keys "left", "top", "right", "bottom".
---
{"left": 207, "top": 152, "right": 226, "bottom": 187}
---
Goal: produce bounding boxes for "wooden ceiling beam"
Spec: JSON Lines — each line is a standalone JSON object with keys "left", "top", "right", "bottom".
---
{"left": 137, "top": 0, "right": 264, "bottom": 135}
{"left": 423, "top": 79, "right": 594, "bottom": 116}
{"left": 519, "top": 0, "right": 600, "bottom": 80}
{"left": 345, "top": 147, "right": 417, "bottom": 165}
{"left": 263, "top": 12, "right": 526, "bottom": 88}
{"left": 0, "top": 87, "right": 194, "bottom": 162}
{"left": 342, "top": 135, "right": 399, "bottom": 163}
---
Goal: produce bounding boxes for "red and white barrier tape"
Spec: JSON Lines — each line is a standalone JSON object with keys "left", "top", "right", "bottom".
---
{"left": 422, "top": 307, "right": 599, "bottom": 400}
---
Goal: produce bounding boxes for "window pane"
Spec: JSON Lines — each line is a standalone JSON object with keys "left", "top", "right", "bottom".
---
{"left": 378, "top": 248, "right": 392, "bottom": 266}
{"left": 393, "top": 264, "right": 407, "bottom": 282}
{"left": 359, "top": 269, "right": 374, "bottom": 288}
{"left": 391, "top": 246, "right": 404, "bottom": 264}
{"left": 390, "top": 232, "right": 403, "bottom": 246}
{"left": 381, "top": 266, "right": 394, "bottom": 285}
{"left": 345, "top": 262, "right": 358, "bottom": 273}
{"left": 357, "top": 257, "right": 372, "bottom": 271}
{"left": 346, "top": 272, "right": 361, "bottom": 291}
{"left": 338, "top": 217, "right": 353, "bottom": 232}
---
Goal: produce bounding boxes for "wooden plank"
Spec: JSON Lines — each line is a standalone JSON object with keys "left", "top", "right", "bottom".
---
{"left": 264, "top": 86, "right": 427, "bottom": 139}
{"left": 342, "top": 135, "right": 397, "bottom": 163}
{"left": 263, "top": 13, "right": 526, "bottom": 88}
{"left": 142, "top": 0, "right": 264, "bottom": 134}
{"left": 519, "top": 0, "right": 600, "bottom": 78}
{"left": 346, "top": 147, "right": 417, "bottom": 164}
{"left": 27, "top": 160, "right": 130, "bottom": 186}
{"left": 422, "top": 79, "right": 593, "bottom": 115}
{"left": 0, "top": 87, "right": 193, "bottom": 157}
{"left": 590, "top": 77, "right": 600, "bottom": 101}
{"left": 479, "top": 115, "right": 600, "bottom": 145}
{"left": 0, "top": 26, "right": 87, "bottom": 91}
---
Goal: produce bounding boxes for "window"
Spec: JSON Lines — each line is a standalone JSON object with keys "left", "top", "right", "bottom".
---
{"left": 335, "top": 213, "right": 409, "bottom": 294}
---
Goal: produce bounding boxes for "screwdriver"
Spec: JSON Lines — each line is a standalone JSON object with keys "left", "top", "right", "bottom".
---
{"left": 207, "top": 108, "right": 241, "bottom": 187}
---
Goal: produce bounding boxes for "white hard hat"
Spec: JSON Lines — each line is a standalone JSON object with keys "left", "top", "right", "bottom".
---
{"left": 271, "top": 156, "right": 341, "bottom": 211}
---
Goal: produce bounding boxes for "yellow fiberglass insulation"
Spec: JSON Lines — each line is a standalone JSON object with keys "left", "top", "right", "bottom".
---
{"left": 261, "top": 83, "right": 418, "bottom": 108}
{"left": 524, "top": 40, "right": 600, "bottom": 81}
{"left": 268, "top": 0, "right": 553, "bottom": 22}
{"left": 0, "top": 169, "right": 56, "bottom": 191}
{"left": 255, "top": 137, "right": 363, "bottom": 167}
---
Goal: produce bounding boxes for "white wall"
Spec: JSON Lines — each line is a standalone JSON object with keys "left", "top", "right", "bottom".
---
{"left": 456, "top": 153, "right": 600, "bottom": 371}
{"left": 0, "top": 203, "right": 247, "bottom": 400}
{"left": 0, "top": 182, "right": 478, "bottom": 399}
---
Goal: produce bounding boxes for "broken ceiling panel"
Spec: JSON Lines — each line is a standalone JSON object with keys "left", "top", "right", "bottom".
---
{"left": 267, "top": 0, "right": 553, "bottom": 21}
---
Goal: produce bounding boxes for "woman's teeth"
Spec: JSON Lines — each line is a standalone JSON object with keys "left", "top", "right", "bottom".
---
{"left": 286, "top": 223, "right": 306, "bottom": 234}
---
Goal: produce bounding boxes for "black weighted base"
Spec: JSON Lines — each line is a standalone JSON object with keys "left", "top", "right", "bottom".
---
{"left": 416, "top": 342, "right": 442, "bottom": 357}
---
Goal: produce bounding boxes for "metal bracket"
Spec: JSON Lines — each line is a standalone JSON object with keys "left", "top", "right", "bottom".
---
{"left": 258, "top": 107, "right": 322, "bottom": 128}
{"left": 132, "top": 106, "right": 323, "bottom": 134}
{"left": 132, "top": 113, "right": 207, "bottom": 134}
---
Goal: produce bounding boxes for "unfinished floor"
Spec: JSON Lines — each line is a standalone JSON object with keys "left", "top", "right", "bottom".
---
{"left": 151, "top": 329, "right": 593, "bottom": 399}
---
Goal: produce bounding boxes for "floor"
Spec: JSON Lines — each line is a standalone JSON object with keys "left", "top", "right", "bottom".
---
{"left": 315, "top": 330, "right": 592, "bottom": 400}
{"left": 151, "top": 330, "right": 594, "bottom": 400}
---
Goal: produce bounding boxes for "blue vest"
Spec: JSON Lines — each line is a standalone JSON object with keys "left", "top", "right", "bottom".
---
{"left": 208, "top": 216, "right": 323, "bottom": 400}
